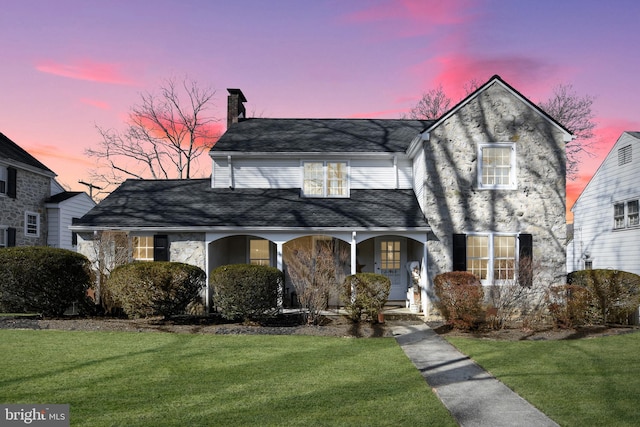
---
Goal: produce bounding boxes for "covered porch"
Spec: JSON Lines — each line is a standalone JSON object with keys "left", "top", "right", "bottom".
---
{"left": 204, "top": 229, "right": 431, "bottom": 317}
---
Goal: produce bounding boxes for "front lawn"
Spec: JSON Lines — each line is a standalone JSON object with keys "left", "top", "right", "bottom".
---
{"left": 0, "top": 330, "right": 456, "bottom": 426}
{"left": 448, "top": 332, "right": 640, "bottom": 426}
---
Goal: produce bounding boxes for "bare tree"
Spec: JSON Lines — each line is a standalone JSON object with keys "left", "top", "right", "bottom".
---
{"left": 539, "top": 83, "right": 597, "bottom": 180}
{"left": 406, "top": 84, "right": 451, "bottom": 120}
{"left": 86, "top": 76, "right": 219, "bottom": 196}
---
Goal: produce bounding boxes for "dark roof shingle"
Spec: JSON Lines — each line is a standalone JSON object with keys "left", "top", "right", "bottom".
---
{"left": 0, "top": 132, "right": 54, "bottom": 173}
{"left": 75, "top": 179, "right": 429, "bottom": 229}
{"left": 213, "top": 118, "right": 433, "bottom": 153}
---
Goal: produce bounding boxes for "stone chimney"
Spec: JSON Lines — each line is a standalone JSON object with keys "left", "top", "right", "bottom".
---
{"left": 227, "top": 88, "right": 247, "bottom": 129}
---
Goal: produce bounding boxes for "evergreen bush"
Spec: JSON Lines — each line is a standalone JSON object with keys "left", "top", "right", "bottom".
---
{"left": 341, "top": 273, "right": 391, "bottom": 322}
{"left": 104, "top": 262, "right": 205, "bottom": 318}
{"left": 567, "top": 269, "right": 640, "bottom": 325}
{"left": 210, "top": 264, "right": 283, "bottom": 322}
{"left": 0, "top": 247, "right": 93, "bottom": 316}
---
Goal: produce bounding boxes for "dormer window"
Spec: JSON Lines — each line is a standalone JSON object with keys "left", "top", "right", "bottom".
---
{"left": 302, "top": 161, "right": 349, "bottom": 197}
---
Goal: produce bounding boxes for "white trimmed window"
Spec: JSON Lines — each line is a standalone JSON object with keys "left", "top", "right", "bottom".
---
{"left": 0, "top": 166, "right": 6, "bottom": 194}
{"left": 133, "top": 236, "right": 154, "bottom": 261}
{"left": 478, "top": 144, "right": 516, "bottom": 189}
{"left": 25, "top": 212, "right": 40, "bottom": 237}
{"left": 0, "top": 227, "right": 6, "bottom": 247}
{"left": 302, "top": 161, "right": 348, "bottom": 197}
{"left": 249, "top": 238, "right": 270, "bottom": 266}
{"left": 466, "top": 234, "right": 516, "bottom": 283}
{"left": 613, "top": 200, "right": 639, "bottom": 229}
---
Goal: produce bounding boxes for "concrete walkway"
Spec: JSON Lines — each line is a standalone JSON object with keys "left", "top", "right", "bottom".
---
{"left": 392, "top": 323, "right": 559, "bottom": 427}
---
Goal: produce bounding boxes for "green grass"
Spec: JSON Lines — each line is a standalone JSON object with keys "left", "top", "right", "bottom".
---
{"left": 448, "top": 332, "right": 640, "bottom": 426}
{"left": 0, "top": 330, "right": 456, "bottom": 426}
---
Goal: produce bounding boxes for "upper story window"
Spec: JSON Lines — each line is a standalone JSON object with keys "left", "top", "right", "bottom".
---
{"left": 0, "top": 166, "right": 6, "bottom": 194}
{"left": 302, "top": 161, "right": 348, "bottom": 197}
{"left": 614, "top": 200, "right": 639, "bottom": 230}
{"left": 618, "top": 145, "right": 632, "bottom": 166}
{"left": 477, "top": 144, "right": 516, "bottom": 190}
{"left": 25, "top": 212, "right": 40, "bottom": 237}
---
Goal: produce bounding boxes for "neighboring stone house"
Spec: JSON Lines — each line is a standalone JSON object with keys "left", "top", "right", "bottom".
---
{"left": 73, "top": 75, "right": 570, "bottom": 316}
{"left": 567, "top": 131, "right": 640, "bottom": 275}
{"left": 0, "top": 132, "right": 95, "bottom": 250}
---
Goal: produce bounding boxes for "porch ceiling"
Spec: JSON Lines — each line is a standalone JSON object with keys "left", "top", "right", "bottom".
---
{"left": 74, "top": 179, "right": 429, "bottom": 230}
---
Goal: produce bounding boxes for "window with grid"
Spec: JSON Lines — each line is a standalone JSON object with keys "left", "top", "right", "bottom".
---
{"left": 493, "top": 236, "right": 516, "bottom": 280}
{"left": 133, "top": 236, "right": 154, "bottom": 261}
{"left": 618, "top": 145, "right": 632, "bottom": 166}
{"left": 249, "top": 239, "right": 270, "bottom": 265}
{"left": 380, "top": 240, "right": 401, "bottom": 270}
{"left": 466, "top": 235, "right": 489, "bottom": 280}
{"left": 0, "top": 228, "right": 6, "bottom": 247}
{"left": 614, "top": 203, "right": 625, "bottom": 229}
{"left": 0, "top": 166, "right": 6, "bottom": 194}
{"left": 25, "top": 212, "right": 39, "bottom": 237}
{"left": 479, "top": 145, "right": 515, "bottom": 189}
{"left": 628, "top": 200, "right": 639, "bottom": 226}
{"left": 302, "top": 161, "right": 348, "bottom": 197}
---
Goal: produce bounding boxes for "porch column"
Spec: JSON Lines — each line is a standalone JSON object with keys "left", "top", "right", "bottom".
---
{"left": 421, "top": 238, "right": 429, "bottom": 318}
{"left": 205, "top": 237, "right": 211, "bottom": 313}
{"left": 350, "top": 231, "right": 357, "bottom": 275}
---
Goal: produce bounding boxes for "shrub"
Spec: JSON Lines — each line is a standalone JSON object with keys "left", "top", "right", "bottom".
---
{"left": 340, "top": 273, "right": 391, "bottom": 322}
{"left": 104, "top": 262, "right": 205, "bottom": 318}
{"left": 0, "top": 247, "right": 93, "bottom": 316}
{"left": 567, "top": 269, "right": 640, "bottom": 325}
{"left": 546, "top": 284, "right": 596, "bottom": 328}
{"left": 434, "top": 272, "right": 484, "bottom": 330}
{"left": 210, "top": 264, "right": 283, "bottom": 322}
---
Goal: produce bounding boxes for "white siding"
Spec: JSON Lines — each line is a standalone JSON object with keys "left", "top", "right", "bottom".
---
{"left": 570, "top": 133, "right": 640, "bottom": 275}
{"left": 47, "top": 194, "right": 96, "bottom": 250}
{"left": 213, "top": 156, "right": 411, "bottom": 190}
{"left": 47, "top": 208, "right": 61, "bottom": 247}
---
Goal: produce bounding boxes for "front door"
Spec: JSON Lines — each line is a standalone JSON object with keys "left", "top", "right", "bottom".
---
{"left": 375, "top": 237, "right": 407, "bottom": 301}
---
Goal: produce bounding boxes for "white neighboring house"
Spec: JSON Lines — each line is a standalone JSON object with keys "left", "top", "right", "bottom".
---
{"left": 568, "top": 131, "right": 640, "bottom": 275}
{"left": 46, "top": 180, "right": 96, "bottom": 250}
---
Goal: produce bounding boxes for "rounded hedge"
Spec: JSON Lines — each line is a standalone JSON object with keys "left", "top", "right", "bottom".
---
{"left": 433, "top": 271, "right": 484, "bottom": 330}
{"left": 341, "top": 273, "right": 391, "bottom": 322}
{"left": 0, "top": 246, "right": 93, "bottom": 316}
{"left": 104, "top": 262, "right": 206, "bottom": 318}
{"left": 567, "top": 269, "right": 640, "bottom": 324}
{"left": 210, "top": 264, "right": 283, "bottom": 321}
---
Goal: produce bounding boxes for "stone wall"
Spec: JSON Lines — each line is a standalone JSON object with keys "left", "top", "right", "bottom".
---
{"left": 169, "top": 233, "right": 206, "bottom": 272}
{"left": 421, "top": 81, "right": 567, "bottom": 287}
{"left": 1, "top": 168, "right": 50, "bottom": 246}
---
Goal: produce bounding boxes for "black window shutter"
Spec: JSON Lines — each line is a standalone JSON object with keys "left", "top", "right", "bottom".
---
{"left": 518, "top": 234, "right": 533, "bottom": 287}
{"left": 7, "top": 228, "right": 16, "bottom": 247}
{"left": 7, "top": 167, "right": 17, "bottom": 198}
{"left": 153, "top": 235, "right": 169, "bottom": 261}
{"left": 452, "top": 234, "right": 467, "bottom": 271}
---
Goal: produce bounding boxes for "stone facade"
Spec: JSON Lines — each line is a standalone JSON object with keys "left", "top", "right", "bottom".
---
{"left": 1, "top": 168, "right": 50, "bottom": 246}
{"left": 420, "top": 82, "right": 567, "bottom": 287}
{"left": 168, "top": 233, "right": 206, "bottom": 272}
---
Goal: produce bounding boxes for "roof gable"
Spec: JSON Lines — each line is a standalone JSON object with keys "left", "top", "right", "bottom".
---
{"left": 423, "top": 75, "right": 573, "bottom": 141}
{"left": 212, "top": 118, "right": 432, "bottom": 154}
{"left": 0, "top": 132, "right": 55, "bottom": 174}
{"left": 572, "top": 131, "right": 640, "bottom": 211}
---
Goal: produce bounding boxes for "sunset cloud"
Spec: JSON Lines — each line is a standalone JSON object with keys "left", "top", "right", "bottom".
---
{"left": 342, "top": 0, "right": 478, "bottom": 38}
{"left": 80, "top": 98, "right": 111, "bottom": 110}
{"left": 36, "top": 59, "right": 136, "bottom": 85}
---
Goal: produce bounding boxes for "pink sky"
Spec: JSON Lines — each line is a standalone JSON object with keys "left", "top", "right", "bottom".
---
{"left": 1, "top": 0, "right": 639, "bottom": 221}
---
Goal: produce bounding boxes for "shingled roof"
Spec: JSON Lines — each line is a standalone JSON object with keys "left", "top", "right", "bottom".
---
{"left": 213, "top": 118, "right": 433, "bottom": 153}
{"left": 74, "top": 179, "right": 429, "bottom": 230}
{"left": 0, "top": 132, "right": 54, "bottom": 173}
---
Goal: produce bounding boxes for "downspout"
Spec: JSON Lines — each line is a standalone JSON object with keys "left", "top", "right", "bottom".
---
{"left": 227, "top": 155, "right": 233, "bottom": 188}
{"left": 393, "top": 155, "right": 399, "bottom": 189}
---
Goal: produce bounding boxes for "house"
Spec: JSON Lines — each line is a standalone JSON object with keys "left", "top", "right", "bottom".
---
{"left": 567, "top": 131, "right": 640, "bottom": 275}
{"left": 0, "top": 132, "right": 95, "bottom": 250}
{"left": 73, "top": 75, "right": 570, "bottom": 316}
